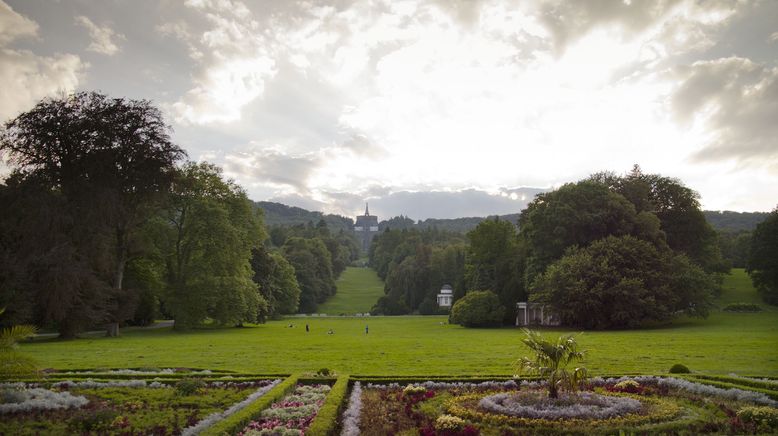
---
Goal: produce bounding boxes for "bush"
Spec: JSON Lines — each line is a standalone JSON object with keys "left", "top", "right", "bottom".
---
{"left": 449, "top": 291, "right": 505, "bottom": 327}
{"left": 723, "top": 302, "right": 762, "bottom": 312}
{"left": 370, "top": 296, "right": 410, "bottom": 315}
{"left": 737, "top": 406, "right": 778, "bottom": 430}
{"left": 175, "top": 378, "right": 205, "bottom": 395}
{"left": 669, "top": 364, "right": 691, "bottom": 374}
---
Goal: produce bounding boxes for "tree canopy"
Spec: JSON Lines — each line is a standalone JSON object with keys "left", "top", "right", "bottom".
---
{"left": 747, "top": 209, "right": 778, "bottom": 305}
{"left": 531, "top": 235, "right": 714, "bottom": 329}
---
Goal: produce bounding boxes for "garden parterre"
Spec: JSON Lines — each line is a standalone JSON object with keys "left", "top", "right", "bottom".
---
{"left": 2, "top": 371, "right": 778, "bottom": 435}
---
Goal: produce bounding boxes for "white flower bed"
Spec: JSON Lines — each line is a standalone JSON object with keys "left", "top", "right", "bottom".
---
{"left": 181, "top": 379, "right": 281, "bottom": 436}
{"left": 0, "top": 387, "right": 89, "bottom": 414}
{"left": 478, "top": 391, "right": 642, "bottom": 419}
{"left": 51, "top": 379, "right": 165, "bottom": 389}
{"left": 340, "top": 382, "right": 362, "bottom": 436}
{"left": 590, "top": 376, "right": 778, "bottom": 407}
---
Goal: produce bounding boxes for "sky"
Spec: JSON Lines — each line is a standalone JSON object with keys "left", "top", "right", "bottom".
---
{"left": 1, "top": 0, "right": 777, "bottom": 220}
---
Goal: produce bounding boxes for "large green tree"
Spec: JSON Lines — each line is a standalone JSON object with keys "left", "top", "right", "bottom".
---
{"left": 465, "top": 218, "right": 524, "bottom": 324}
{"left": 531, "top": 235, "right": 714, "bottom": 329}
{"left": 0, "top": 92, "right": 185, "bottom": 336}
{"left": 519, "top": 180, "right": 664, "bottom": 283}
{"left": 589, "top": 166, "right": 726, "bottom": 274}
{"left": 159, "top": 162, "right": 265, "bottom": 328}
{"left": 251, "top": 245, "right": 301, "bottom": 319}
{"left": 282, "top": 237, "right": 335, "bottom": 313}
{"left": 747, "top": 209, "right": 778, "bottom": 305}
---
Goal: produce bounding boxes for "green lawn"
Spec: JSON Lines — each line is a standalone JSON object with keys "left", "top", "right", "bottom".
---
{"left": 19, "top": 269, "right": 778, "bottom": 376}
{"left": 316, "top": 266, "right": 384, "bottom": 315}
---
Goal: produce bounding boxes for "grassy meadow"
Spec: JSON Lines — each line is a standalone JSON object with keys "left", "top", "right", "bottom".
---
{"left": 19, "top": 269, "right": 778, "bottom": 376}
{"left": 315, "top": 267, "right": 384, "bottom": 314}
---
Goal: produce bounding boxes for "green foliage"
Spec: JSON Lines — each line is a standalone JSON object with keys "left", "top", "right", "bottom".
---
{"left": 737, "top": 406, "right": 778, "bottom": 430}
{"left": 519, "top": 180, "right": 658, "bottom": 283}
{"left": 466, "top": 218, "right": 524, "bottom": 324}
{"left": 0, "top": 309, "right": 38, "bottom": 380}
{"left": 669, "top": 363, "right": 691, "bottom": 374}
{"left": 282, "top": 237, "right": 336, "bottom": 313}
{"left": 158, "top": 162, "right": 265, "bottom": 328}
{"left": 202, "top": 374, "right": 300, "bottom": 436}
{"left": 306, "top": 375, "right": 349, "bottom": 436}
{"left": 723, "top": 302, "right": 762, "bottom": 312}
{"left": 67, "top": 409, "right": 119, "bottom": 434}
{"left": 531, "top": 235, "right": 715, "bottom": 329}
{"left": 449, "top": 290, "right": 505, "bottom": 327}
{"left": 369, "top": 228, "right": 466, "bottom": 314}
{"left": 251, "top": 245, "right": 301, "bottom": 318}
{"left": 0, "top": 91, "right": 186, "bottom": 337}
{"left": 589, "top": 166, "right": 728, "bottom": 275}
{"left": 747, "top": 209, "right": 778, "bottom": 305}
{"left": 175, "top": 377, "right": 206, "bottom": 395}
{"left": 516, "top": 329, "right": 587, "bottom": 398}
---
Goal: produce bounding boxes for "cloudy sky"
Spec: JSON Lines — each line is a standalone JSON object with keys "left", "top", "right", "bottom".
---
{"left": 1, "top": 0, "right": 777, "bottom": 219}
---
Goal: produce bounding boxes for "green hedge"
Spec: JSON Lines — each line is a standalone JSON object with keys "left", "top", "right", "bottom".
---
{"left": 201, "top": 374, "right": 300, "bottom": 436}
{"left": 682, "top": 375, "right": 778, "bottom": 400}
{"left": 307, "top": 375, "right": 350, "bottom": 436}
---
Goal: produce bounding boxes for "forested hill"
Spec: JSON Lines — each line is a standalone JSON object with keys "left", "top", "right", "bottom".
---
{"left": 254, "top": 201, "right": 354, "bottom": 231}
{"left": 254, "top": 201, "right": 769, "bottom": 234}
{"left": 703, "top": 211, "right": 770, "bottom": 232}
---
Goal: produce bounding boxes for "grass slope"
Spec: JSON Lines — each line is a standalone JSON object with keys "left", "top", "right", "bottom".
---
{"left": 19, "top": 270, "right": 778, "bottom": 376}
{"left": 316, "top": 267, "right": 384, "bottom": 315}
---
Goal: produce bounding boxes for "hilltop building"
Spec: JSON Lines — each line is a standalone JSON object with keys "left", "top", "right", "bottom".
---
{"left": 354, "top": 203, "right": 379, "bottom": 253}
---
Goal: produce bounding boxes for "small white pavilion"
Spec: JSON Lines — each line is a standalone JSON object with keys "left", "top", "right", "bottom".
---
{"left": 516, "top": 302, "right": 560, "bottom": 326}
{"left": 436, "top": 284, "right": 453, "bottom": 308}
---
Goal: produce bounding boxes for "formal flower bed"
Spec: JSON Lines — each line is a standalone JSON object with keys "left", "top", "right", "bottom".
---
{"left": 239, "top": 383, "right": 330, "bottom": 436}
{"left": 0, "top": 379, "right": 278, "bottom": 435}
{"left": 350, "top": 377, "right": 778, "bottom": 435}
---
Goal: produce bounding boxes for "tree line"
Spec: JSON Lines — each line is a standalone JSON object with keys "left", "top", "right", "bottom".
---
{"left": 0, "top": 92, "right": 354, "bottom": 338}
{"left": 370, "top": 165, "right": 778, "bottom": 329}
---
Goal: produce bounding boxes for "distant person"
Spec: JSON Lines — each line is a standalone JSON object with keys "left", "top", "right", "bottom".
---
{"left": 327, "top": 329, "right": 334, "bottom": 335}
{"left": 365, "top": 324, "right": 369, "bottom": 335}
{"left": 305, "top": 324, "right": 309, "bottom": 333}
{"left": 288, "top": 323, "right": 293, "bottom": 328}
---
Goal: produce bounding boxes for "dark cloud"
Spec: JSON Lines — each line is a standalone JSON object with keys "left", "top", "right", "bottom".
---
{"left": 671, "top": 57, "right": 778, "bottom": 168}
{"left": 223, "top": 149, "right": 322, "bottom": 194}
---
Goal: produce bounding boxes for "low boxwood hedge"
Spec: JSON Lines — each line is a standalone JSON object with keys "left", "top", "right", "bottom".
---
{"left": 307, "top": 375, "right": 350, "bottom": 436}
{"left": 201, "top": 373, "right": 300, "bottom": 436}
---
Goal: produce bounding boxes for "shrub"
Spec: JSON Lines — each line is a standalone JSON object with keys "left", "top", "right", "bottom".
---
{"left": 306, "top": 375, "right": 349, "bottom": 436}
{"left": 449, "top": 291, "right": 505, "bottom": 327}
{"left": 175, "top": 378, "right": 206, "bottom": 396}
{"left": 723, "top": 303, "right": 762, "bottom": 312}
{"left": 669, "top": 364, "right": 691, "bottom": 374}
{"left": 737, "top": 406, "right": 778, "bottom": 430}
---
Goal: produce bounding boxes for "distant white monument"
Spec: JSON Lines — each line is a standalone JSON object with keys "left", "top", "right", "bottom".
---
{"left": 436, "top": 284, "right": 454, "bottom": 308}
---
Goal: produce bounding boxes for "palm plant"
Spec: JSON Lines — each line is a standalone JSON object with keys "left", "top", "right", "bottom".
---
{"left": 0, "top": 308, "right": 39, "bottom": 380}
{"left": 516, "top": 328, "right": 587, "bottom": 398}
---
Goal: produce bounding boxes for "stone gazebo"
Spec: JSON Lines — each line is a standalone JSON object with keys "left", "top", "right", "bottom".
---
{"left": 516, "top": 302, "right": 560, "bottom": 326}
{"left": 436, "top": 284, "right": 454, "bottom": 308}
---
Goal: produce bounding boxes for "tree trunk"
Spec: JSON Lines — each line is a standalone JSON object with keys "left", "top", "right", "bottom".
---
{"left": 106, "top": 322, "right": 119, "bottom": 337}
{"left": 106, "top": 226, "right": 128, "bottom": 337}
{"left": 548, "top": 382, "right": 559, "bottom": 399}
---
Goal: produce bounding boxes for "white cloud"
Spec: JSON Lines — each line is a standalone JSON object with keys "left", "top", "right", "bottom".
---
{"left": 75, "top": 15, "right": 124, "bottom": 56}
{"left": 0, "top": 1, "right": 84, "bottom": 122}
{"left": 167, "top": 0, "right": 277, "bottom": 124}
{"left": 0, "top": 0, "right": 37, "bottom": 45}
